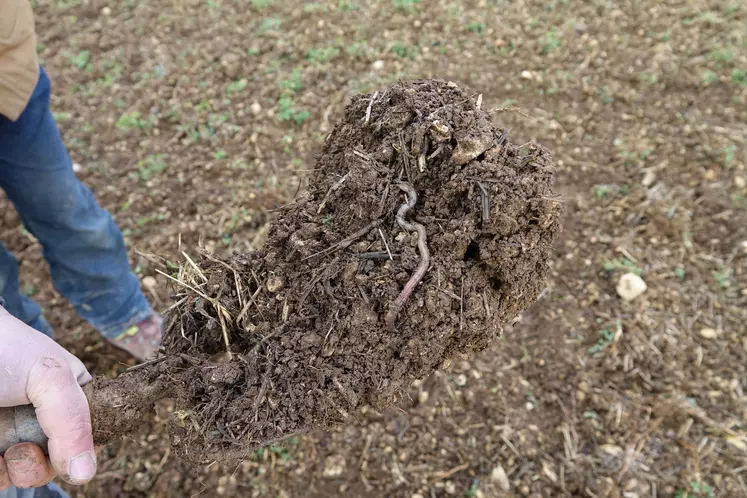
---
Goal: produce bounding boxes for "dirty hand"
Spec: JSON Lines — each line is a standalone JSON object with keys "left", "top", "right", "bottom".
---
{"left": 0, "top": 307, "right": 95, "bottom": 489}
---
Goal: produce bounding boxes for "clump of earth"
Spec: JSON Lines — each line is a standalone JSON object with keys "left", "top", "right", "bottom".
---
{"left": 88, "top": 79, "right": 562, "bottom": 464}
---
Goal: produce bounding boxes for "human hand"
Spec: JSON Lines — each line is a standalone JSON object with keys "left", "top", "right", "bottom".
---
{"left": 0, "top": 308, "right": 96, "bottom": 489}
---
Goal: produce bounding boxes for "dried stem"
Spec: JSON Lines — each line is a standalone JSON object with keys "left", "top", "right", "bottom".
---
{"left": 385, "top": 182, "right": 430, "bottom": 330}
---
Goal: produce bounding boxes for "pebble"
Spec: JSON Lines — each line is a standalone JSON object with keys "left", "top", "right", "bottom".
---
{"left": 735, "top": 176, "right": 746, "bottom": 189}
{"left": 72, "top": 162, "right": 83, "bottom": 173}
{"left": 101, "top": 6, "right": 111, "bottom": 15}
{"left": 417, "top": 391, "right": 429, "bottom": 404}
{"left": 616, "top": 273, "right": 647, "bottom": 301}
{"left": 412, "top": 495, "right": 424, "bottom": 498}
{"left": 142, "top": 276, "right": 157, "bottom": 289}
{"left": 699, "top": 327, "right": 718, "bottom": 339}
{"left": 250, "top": 102, "right": 262, "bottom": 116}
{"left": 454, "top": 374, "right": 467, "bottom": 387}
{"left": 372, "top": 60, "right": 385, "bottom": 70}
{"left": 444, "top": 481, "right": 456, "bottom": 495}
{"left": 490, "top": 465, "right": 511, "bottom": 491}
{"left": 520, "top": 70, "right": 533, "bottom": 80}
{"left": 642, "top": 170, "right": 656, "bottom": 187}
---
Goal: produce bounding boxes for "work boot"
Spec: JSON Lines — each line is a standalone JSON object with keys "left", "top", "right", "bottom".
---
{"left": 108, "top": 313, "right": 163, "bottom": 361}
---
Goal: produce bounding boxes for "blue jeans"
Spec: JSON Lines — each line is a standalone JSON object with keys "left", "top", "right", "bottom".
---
{"left": 0, "top": 68, "right": 153, "bottom": 497}
{"left": 0, "top": 67, "right": 151, "bottom": 340}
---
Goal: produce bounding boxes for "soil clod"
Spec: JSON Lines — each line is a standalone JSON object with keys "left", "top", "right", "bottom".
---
{"left": 90, "top": 79, "right": 561, "bottom": 464}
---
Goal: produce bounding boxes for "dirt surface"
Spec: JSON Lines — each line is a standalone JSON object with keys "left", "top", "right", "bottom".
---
{"left": 127, "top": 79, "right": 559, "bottom": 464}
{"left": 3, "top": 0, "right": 745, "bottom": 496}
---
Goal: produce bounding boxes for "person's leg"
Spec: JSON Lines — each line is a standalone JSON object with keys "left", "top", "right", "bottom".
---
{"left": 0, "top": 242, "right": 53, "bottom": 337}
{"left": 0, "top": 67, "right": 158, "bottom": 355}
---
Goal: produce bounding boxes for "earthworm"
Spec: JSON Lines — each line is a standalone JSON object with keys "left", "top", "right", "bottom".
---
{"left": 385, "top": 182, "right": 430, "bottom": 330}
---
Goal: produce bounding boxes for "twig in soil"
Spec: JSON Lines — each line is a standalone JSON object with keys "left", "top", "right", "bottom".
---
{"left": 378, "top": 228, "right": 393, "bottom": 261}
{"left": 474, "top": 181, "right": 491, "bottom": 224}
{"left": 476, "top": 93, "right": 483, "bottom": 110}
{"left": 363, "top": 90, "right": 379, "bottom": 126}
{"left": 125, "top": 356, "right": 166, "bottom": 373}
{"left": 303, "top": 219, "right": 383, "bottom": 260}
{"left": 430, "top": 462, "right": 470, "bottom": 483}
{"left": 460, "top": 277, "right": 464, "bottom": 331}
{"left": 377, "top": 179, "right": 391, "bottom": 218}
{"left": 351, "top": 251, "right": 399, "bottom": 260}
{"left": 489, "top": 107, "right": 533, "bottom": 120}
{"left": 253, "top": 375, "right": 270, "bottom": 423}
{"left": 317, "top": 172, "right": 350, "bottom": 214}
{"left": 385, "top": 183, "right": 430, "bottom": 330}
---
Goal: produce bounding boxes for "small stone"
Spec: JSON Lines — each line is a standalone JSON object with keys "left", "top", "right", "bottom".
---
{"left": 372, "top": 60, "right": 385, "bottom": 70}
{"left": 446, "top": 81, "right": 459, "bottom": 88}
{"left": 642, "top": 170, "right": 656, "bottom": 187}
{"left": 699, "top": 327, "right": 718, "bottom": 339}
{"left": 599, "top": 444, "right": 623, "bottom": 455}
{"left": 412, "top": 495, "right": 425, "bottom": 498}
{"left": 735, "top": 176, "right": 746, "bottom": 189}
{"left": 142, "top": 276, "right": 157, "bottom": 289}
{"left": 322, "top": 455, "right": 346, "bottom": 477}
{"left": 616, "top": 273, "right": 647, "bottom": 301}
{"left": 444, "top": 481, "right": 456, "bottom": 495}
{"left": 418, "top": 391, "right": 429, "bottom": 404}
{"left": 250, "top": 102, "right": 262, "bottom": 116}
{"left": 454, "top": 374, "right": 467, "bottom": 387}
{"left": 520, "top": 70, "right": 533, "bottom": 80}
{"left": 525, "top": 401, "right": 534, "bottom": 411}
{"left": 490, "top": 465, "right": 510, "bottom": 491}
{"left": 72, "top": 162, "right": 83, "bottom": 173}
{"left": 101, "top": 6, "right": 111, "bottom": 15}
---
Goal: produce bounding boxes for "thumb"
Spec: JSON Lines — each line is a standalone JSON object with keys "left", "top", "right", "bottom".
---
{"left": 25, "top": 355, "right": 96, "bottom": 484}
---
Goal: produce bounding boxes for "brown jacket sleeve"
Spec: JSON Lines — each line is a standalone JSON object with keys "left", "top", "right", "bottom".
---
{"left": 0, "top": 0, "right": 39, "bottom": 121}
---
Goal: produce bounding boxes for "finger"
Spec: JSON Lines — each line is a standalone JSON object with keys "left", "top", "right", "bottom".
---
{"left": 0, "top": 456, "right": 11, "bottom": 491}
{"left": 4, "top": 443, "right": 55, "bottom": 488}
{"left": 25, "top": 355, "right": 96, "bottom": 484}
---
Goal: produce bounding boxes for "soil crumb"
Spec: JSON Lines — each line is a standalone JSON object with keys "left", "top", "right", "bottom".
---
{"left": 149, "top": 79, "right": 562, "bottom": 463}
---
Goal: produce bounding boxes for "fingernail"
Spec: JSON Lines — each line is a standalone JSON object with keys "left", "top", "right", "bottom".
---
{"left": 69, "top": 452, "right": 96, "bottom": 481}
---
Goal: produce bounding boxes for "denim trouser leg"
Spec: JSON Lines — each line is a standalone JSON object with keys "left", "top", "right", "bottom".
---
{"left": 0, "top": 66, "right": 151, "bottom": 339}
{"left": 0, "top": 481, "right": 69, "bottom": 498}
{"left": 0, "top": 241, "right": 53, "bottom": 336}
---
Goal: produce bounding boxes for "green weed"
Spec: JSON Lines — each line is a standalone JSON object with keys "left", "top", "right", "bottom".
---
{"left": 712, "top": 266, "right": 731, "bottom": 288}
{"left": 702, "top": 69, "right": 719, "bottom": 84}
{"left": 598, "top": 86, "right": 614, "bottom": 105}
{"left": 593, "top": 184, "right": 613, "bottom": 197}
{"left": 304, "top": 3, "right": 328, "bottom": 13}
{"left": 393, "top": 0, "right": 421, "bottom": 13}
{"left": 723, "top": 144, "right": 737, "bottom": 168}
{"left": 280, "top": 68, "right": 303, "bottom": 93}
{"left": 226, "top": 79, "right": 248, "bottom": 95}
{"left": 467, "top": 22, "right": 485, "bottom": 34}
{"left": 251, "top": 0, "right": 269, "bottom": 9}
{"left": 115, "top": 111, "right": 153, "bottom": 131}
{"left": 346, "top": 41, "right": 373, "bottom": 57}
{"left": 68, "top": 50, "right": 91, "bottom": 71}
{"left": 135, "top": 154, "right": 168, "bottom": 182}
{"left": 674, "top": 481, "right": 715, "bottom": 498}
{"left": 588, "top": 327, "right": 616, "bottom": 355}
{"left": 674, "top": 267, "right": 686, "bottom": 279}
{"left": 338, "top": 0, "right": 359, "bottom": 11}
{"left": 278, "top": 96, "right": 310, "bottom": 126}
{"left": 391, "top": 42, "right": 418, "bottom": 59}
{"left": 603, "top": 258, "right": 643, "bottom": 276}
{"left": 539, "top": 30, "right": 562, "bottom": 54}
{"left": 53, "top": 111, "right": 72, "bottom": 122}
{"left": 708, "top": 47, "right": 735, "bottom": 64}
{"left": 307, "top": 47, "right": 341, "bottom": 63}
{"left": 259, "top": 18, "right": 282, "bottom": 35}
{"left": 638, "top": 71, "right": 658, "bottom": 85}
{"left": 213, "top": 150, "right": 227, "bottom": 160}
{"left": 731, "top": 68, "right": 747, "bottom": 86}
